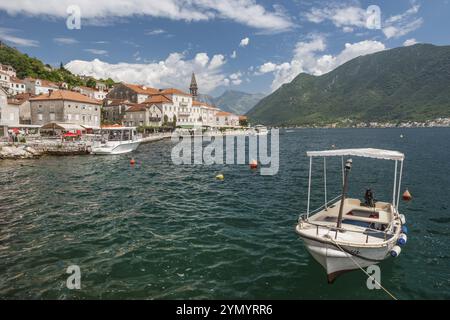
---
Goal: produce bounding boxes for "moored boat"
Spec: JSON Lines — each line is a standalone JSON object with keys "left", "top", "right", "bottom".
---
{"left": 91, "top": 126, "right": 141, "bottom": 155}
{"left": 295, "top": 148, "right": 408, "bottom": 283}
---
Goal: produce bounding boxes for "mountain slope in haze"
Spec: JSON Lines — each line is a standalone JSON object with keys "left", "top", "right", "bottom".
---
{"left": 247, "top": 44, "right": 450, "bottom": 125}
{"left": 213, "top": 90, "right": 265, "bottom": 115}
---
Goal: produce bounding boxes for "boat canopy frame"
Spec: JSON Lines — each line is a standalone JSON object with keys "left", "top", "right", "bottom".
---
{"left": 305, "top": 148, "right": 405, "bottom": 219}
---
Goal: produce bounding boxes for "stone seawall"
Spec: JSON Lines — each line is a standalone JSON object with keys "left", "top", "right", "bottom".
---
{"left": 0, "top": 142, "right": 91, "bottom": 159}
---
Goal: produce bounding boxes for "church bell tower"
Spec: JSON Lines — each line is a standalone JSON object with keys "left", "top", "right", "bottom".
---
{"left": 189, "top": 72, "right": 198, "bottom": 98}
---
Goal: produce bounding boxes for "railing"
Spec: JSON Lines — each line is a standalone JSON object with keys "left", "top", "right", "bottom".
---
{"left": 298, "top": 194, "right": 342, "bottom": 221}
{"left": 300, "top": 216, "right": 395, "bottom": 243}
{"left": 298, "top": 194, "right": 396, "bottom": 243}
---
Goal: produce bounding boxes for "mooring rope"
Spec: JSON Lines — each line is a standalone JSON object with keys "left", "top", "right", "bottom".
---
{"left": 327, "top": 235, "right": 398, "bottom": 300}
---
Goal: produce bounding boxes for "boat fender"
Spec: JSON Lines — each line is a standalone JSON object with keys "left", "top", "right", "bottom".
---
{"left": 399, "top": 214, "right": 406, "bottom": 225}
{"left": 390, "top": 245, "right": 401, "bottom": 257}
{"left": 397, "top": 233, "right": 408, "bottom": 246}
{"left": 401, "top": 225, "right": 408, "bottom": 234}
{"left": 250, "top": 159, "right": 258, "bottom": 169}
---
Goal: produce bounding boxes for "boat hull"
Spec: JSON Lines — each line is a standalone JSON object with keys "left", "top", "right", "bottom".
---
{"left": 296, "top": 224, "right": 398, "bottom": 282}
{"left": 91, "top": 140, "right": 141, "bottom": 155}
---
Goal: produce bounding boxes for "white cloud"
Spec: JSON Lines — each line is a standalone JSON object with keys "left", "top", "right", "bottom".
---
{"left": 65, "top": 51, "right": 229, "bottom": 93}
{"left": 403, "top": 38, "right": 417, "bottom": 46}
{"left": 194, "top": 53, "right": 209, "bottom": 67}
{"left": 0, "top": 0, "right": 293, "bottom": 33}
{"left": 256, "top": 35, "right": 386, "bottom": 91}
{"left": 306, "top": 3, "right": 423, "bottom": 39}
{"left": 84, "top": 49, "right": 108, "bottom": 55}
{"left": 209, "top": 54, "right": 226, "bottom": 69}
{"left": 305, "top": 5, "right": 367, "bottom": 30}
{"left": 53, "top": 37, "right": 78, "bottom": 45}
{"left": 258, "top": 62, "right": 277, "bottom": 74}
{"left": 239, "top": 37, "right": 250, "bottom": 47}
{"left": 228, "top": 72, "right": 242, "bottom": 85}
{"left": 230, "top": 50, "right": 237, "bottom": 59}
{"left": 145, "top": 29, "right": 166, "bottom": 36}
{"left": 0, "top": 27, "right": 38, "bottom": 47}
{"left": 382, "top": 5, "right": 423, "bottom": 39}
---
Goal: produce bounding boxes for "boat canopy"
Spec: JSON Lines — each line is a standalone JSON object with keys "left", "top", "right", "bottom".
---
{"left": 307, "top": 148, "right": 404, "bottom": 161}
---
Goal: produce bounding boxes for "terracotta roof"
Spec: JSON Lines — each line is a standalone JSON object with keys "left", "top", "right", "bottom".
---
{"left": 10, "top": 77, "right": 24, "bottom": 84}
{"left": 159, "top": 88, "right": 191, "bottom": 96}
{"left": 75, "top": 85, "right": 96, "bottom": 92}
{"left": 7, "top": 93, "right": 34, "bottom": 105}
{"left": 144, "top": 94, "right": 172, "bottom": 104}
{"left": 239, "top": 115, "right": 248, "bottom": 121}
{"left": 192, "top": 100, "right": 217, "bottom": 109}
{"left": 125, "top": 105, "right": 148, "bottom": 112}
{"left": 24, "top": 77, "right": 59, "bottom": 88}
{"left": 29, "top": 90, "right": 102, "bottom": 105}
{"left": 122, "top": 83, "right": 159, "bottom": 95}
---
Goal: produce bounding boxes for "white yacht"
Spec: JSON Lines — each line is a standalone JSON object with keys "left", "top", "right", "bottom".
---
{"left": 91, "top": 126, "right": 141, "bottom": 155}
{"left": 296, "top": 148, "right": 408, "bottom": 283}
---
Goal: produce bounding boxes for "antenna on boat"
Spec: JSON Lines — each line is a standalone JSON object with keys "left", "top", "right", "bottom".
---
{"left": 336, "top": 159, "right": 352, "bottom": 230}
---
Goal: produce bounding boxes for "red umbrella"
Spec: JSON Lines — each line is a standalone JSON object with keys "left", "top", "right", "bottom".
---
{"left": 11, "top": 128, "right": 20, "bottom": 134}
{"left": 63, "top": 132, "right": 77, "bottom": 137}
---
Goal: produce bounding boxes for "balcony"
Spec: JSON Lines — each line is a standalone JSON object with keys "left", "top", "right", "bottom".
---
{"left": 149, "top": 117, "right": 161, "bottom": 122}
{"left": 178, "top": 112, "right": 190, "bottom": 117}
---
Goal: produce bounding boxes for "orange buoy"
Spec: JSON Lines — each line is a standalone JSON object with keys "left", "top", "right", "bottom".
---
{"left": 402, "top": 189, "right": 412, "bottom": 201}
{"left": 250, "top": 159, "right": 258, "bottom": 169}
{"left": 130, "top": 158, "right": 136, "bottom": 165}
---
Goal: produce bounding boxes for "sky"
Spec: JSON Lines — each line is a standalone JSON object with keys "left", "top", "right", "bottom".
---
{"left": 0, "top": 0, "right": 449, "bottom": 96}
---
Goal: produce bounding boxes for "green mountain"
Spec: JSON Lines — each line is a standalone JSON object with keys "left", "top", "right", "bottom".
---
{"left": 247, "top": 44, "right": 450, "bottom": 125}
{"left": 213, "top": 90, "right": 265, "bottom": 115}
{"left": 0, "top": 42, "right": 114, "bottom": 88}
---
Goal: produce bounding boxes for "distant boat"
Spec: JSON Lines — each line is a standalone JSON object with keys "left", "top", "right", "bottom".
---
{"left": 296, "top": 148, "right": 408, "bottom": 283}
{"left": 91, "top": 126, "right": 141, "bottom": 155}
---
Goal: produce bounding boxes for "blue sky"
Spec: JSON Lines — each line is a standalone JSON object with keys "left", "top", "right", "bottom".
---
{"left": 0, "top": 0, "right": 449, "bottom": 96}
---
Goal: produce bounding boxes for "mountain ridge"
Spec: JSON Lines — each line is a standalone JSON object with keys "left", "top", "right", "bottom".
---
{"left": 247, "top": 44, "right": 450, "bottom": 125}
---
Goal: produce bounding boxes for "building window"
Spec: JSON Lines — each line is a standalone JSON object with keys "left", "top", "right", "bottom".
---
{"left": 38, "top": 114, "right": 43, "bottom": 121}
{"left": 50, "top": 113, "right": 55, "bottom": 121}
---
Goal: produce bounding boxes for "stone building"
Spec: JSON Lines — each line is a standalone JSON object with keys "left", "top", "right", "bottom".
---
{"left": 29, "top": 90, "right": 101, "bottom": 127}
{"left": 106, "top": 83, "right": 159, "bottom": 104}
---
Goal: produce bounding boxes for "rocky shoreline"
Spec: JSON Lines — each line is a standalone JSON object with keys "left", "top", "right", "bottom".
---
{"left": 0, "top": 145, "right": 42, "bottom": 159}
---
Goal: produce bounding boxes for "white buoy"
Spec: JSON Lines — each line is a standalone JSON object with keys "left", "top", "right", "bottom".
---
{"left": 390, "top": 245, "right": 402, "bottom": 257}
{"left": 398, "top": 234, "right": 408, "bottom": 246}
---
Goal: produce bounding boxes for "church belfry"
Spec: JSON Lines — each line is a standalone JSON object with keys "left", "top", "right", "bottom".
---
{"left": 189, "top": 72, "right": 198, "bottom": 97}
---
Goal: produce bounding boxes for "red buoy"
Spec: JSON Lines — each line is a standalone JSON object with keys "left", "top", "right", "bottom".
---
{"left": 130, "top": 158, "right": 136, "bottom": 165}
{"left": 402, "top": 189, "right": 412, "bottom": 201}
{"left": 250, "top": 159, "right": 258, "bottom": 169}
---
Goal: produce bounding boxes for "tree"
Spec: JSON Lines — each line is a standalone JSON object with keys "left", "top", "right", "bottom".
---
{"left": 59, "top": 62, "right": 65, "bottom": 70}
{"left": 163, "top": 115, "right": 169, "bottom": 126}
{"left": 86, "top": 78, "right": 96, "bottom": 88}
{"left": 172, "top": 115, "right": 177, "bottom": 127}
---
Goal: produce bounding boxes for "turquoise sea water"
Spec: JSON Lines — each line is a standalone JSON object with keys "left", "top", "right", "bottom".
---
{"left": 0, "top": 128, "right": 449, "bottom": 299}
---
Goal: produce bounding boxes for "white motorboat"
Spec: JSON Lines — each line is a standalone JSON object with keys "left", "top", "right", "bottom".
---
{"left": 91, "top": 126, "right": 141, "bottom": 155}
{"left": 295, "top": 148, "right": 408, "bottom": 283}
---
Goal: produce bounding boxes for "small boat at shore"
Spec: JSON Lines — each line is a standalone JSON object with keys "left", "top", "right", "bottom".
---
{"left": 91, "top": 126, "right": 141, "bottom": 155}
{"left": 296, "top": 148, "right": 408, "bottom": 283}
